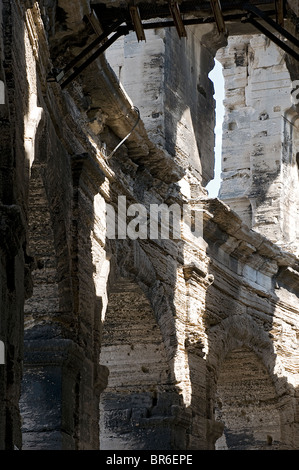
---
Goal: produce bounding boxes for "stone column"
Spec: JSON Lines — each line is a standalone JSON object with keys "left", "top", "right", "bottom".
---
{"left": 21, "top": 153, "right": 108, "bottom": 449}
{"left": 218, "top": 35, "right": 296, "bottom": 247}
{"left": 0, "top": 0, "right": 32, "bottom": 449}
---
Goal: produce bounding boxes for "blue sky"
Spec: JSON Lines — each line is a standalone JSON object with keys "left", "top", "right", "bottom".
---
{"left": 206, "top": 60, "right": 225, "bottom": 198}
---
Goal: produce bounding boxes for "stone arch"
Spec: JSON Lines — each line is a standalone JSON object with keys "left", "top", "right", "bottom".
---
{"left": 20, "top": 117, "right": 75, "bottom": 449}
{"left": 215, "top": 347, "right": 282, "bottom": 450}
{"left": 206, "top": 314, "right": 294, "bottom": 450}
{"left": 99, "top": 276, "right": 181, "bottom": 450}
{"left": 106, "top": 239, "right": 179, "bottom": 366}
{"left": 21, "top": 103, "right": 76, "bottom": 330}
{"left": 207, "top": 314, "right": 278, "bottom": 374}
{"left": 24, "top": 158, "right": 60, "bottom": 329}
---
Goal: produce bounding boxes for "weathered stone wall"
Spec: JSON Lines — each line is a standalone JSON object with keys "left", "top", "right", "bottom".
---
{"left": 100, "top": 279, "right": 176, "bottom": 450}
{"left": 218, "top": 33, "right": 299, "bottom": 252}
{"left": 0, "top": 0, "right": 33, "bottom": 450}
{"left": 99, "top": 7, "right": 299, "bottom": 450}
{"left": 2, "top": 0, "right": 110, "bottom": 449}
{"left": 99, "top": 196, "right": 299, "bottom": 450}
{"left": 0, "top": 0, "right": 298, "bottom": 451}
{"left": 106, "top": 25, "right": 225, "bottom": 187}
{"left": 200, "top": 200, "right": 299, "bottom": 449}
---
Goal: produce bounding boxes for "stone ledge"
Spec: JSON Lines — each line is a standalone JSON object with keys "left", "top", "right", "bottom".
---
{"left": 203, "top": 197, "right": 299, "bottom": 273}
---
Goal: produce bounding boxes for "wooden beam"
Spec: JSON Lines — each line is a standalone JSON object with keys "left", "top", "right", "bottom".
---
{"left": 210, "top": 0, "right": 226, "bottom": 34}
{"left": 129, "top": 6, "right": 146, "bottom": 42}
{"left": 275, "top": 0, "right": 284, "bottom": 26}
{"left": 169, "top": 1, "right": 187, "bottom": 38}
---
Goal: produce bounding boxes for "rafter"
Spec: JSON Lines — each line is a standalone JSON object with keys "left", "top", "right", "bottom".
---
{"left": 169, "top": 1, "right": 187, "bottom": 38}
{"left": 209, "top": 0, "right": 227, "bottom": 34}
{"left": 130, "top": 5, "right": 146, "bottom": 42}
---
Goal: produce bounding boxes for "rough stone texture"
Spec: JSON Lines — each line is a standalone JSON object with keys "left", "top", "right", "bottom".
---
{"left": 0, "top": 0, "right": 298, "bottom": 451}
{"left": 0, "top": 0, "right": 32, "bottom": 450}
{"left": 218, "top": 33, "right": 299, "bottom": 253}
{"left": 215, "top": 347, "right": 281, "bottom": 450}
{"left": 106, "top": 25, "right": 225, "bottom": 186}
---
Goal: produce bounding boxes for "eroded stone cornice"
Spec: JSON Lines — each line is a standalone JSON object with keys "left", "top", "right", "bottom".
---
{"left": 202, "top": 197, "right": 299, "bottom": 275}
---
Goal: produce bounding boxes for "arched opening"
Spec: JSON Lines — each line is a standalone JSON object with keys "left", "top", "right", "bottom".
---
{"left": 214, "top": 347, "right": 281, "bottom": 450}
{"left": 23, "top": 160, "right": 59, "bottom": 329}
{"left": 206, "top": 58, "right": 225, "bottom": 198}
{"left": 99, "top": 278, "right": 176, "bottom": 450}
{"left": 20, "top": 153, "right": 62, "bottom": 449}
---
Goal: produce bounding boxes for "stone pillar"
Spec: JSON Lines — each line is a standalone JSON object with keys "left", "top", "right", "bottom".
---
{"left": 218, "top": 34, "right": 296, "bottom": 246}
{"left": 21, "top": 152, "right": 108, "bottom": 449}
{"left": 21, "top": 328, "right": 109, "bottom": 450}
{"left": 21, "top": 334, "right": 85, "bottom": 450}
{"left": 0, "top": 205, "right": 28, "bottom": 450}
{"left": 183, "top": 263, "right": 219, "bottom": 450}
{"left": 0, "top": 0, "right": 32, "bottom": 449}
